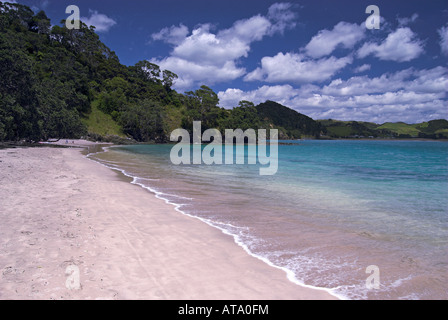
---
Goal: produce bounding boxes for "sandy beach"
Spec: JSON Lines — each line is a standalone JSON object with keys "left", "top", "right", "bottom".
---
{"left": 0, "top": 143, "right": 336, "bottom": 300}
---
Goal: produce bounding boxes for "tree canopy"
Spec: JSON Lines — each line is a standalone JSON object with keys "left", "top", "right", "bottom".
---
{"left": 3, "top": 2, "right": 444, "bottom": 143}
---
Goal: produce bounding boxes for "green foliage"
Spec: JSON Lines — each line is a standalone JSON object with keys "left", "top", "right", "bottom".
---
{"left": 319, "top": 120, "right": 386, "bottom": 138}
{"left": 82, "top": 100, "right": 124, "bottom": 137}
{"left": 0, "top": 3, "right": 99, "bottom": 140}
{"left": 320, "top": 119, "right": 448, "bottom": 139}
{"left": 256, "top": 101, "right": 323, "bottom": 139}
{"left": 1, "top": 2, "right": 445, "bottom": 143}
{"left": 324, "top": 125, "right": 354, "bottom": 138}
{"left": 120, "top": 99, "right": 167, "bottom": 142}
{"left": 377, "top": 122, "right": 420, "bottom": 137}
{"left": 0, "top": 2, "right": 179, "bottom": 142}
{"left": 218, "top": 104, "right": 262, "bottom": 132}
{"left": 183, "top": 85, "right": 222, "bottom": 131}
{"left": 162, "top": 70, "right": 178, "bottom": 90}
{"left": 415, "top": 119, "right": 448, "bottom": 134}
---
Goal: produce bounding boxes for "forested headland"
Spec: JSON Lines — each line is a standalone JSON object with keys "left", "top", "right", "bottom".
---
{"left": 1, "top": 2, "right": 447, "bottom": 144}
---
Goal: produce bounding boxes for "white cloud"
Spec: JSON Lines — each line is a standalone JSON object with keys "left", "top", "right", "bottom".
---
{"left": 219, "top": 66, "right": 448, "bottom": 124}
{"left": 150, "top": 22, "right": 249, "bottom": 89}
{"left": 354, "top": 64, "right": 371, "bottom": 73}
{"left": 219, "top": 15, "right": 272, "bottom": 43}
{"left": 267, "top": 2, "right": 297, "bottom": 35}
{"left": 304, "top": 22, "right": 365, "bottom": 58}
{"left": 218, "top": 85, "right": 299, "bottom": 108}
{"left": 150, "top": 2, "right": 297, "bottom": 91}
{"left": 244, "top": 52, "right": 353, "bottom": 83}
{"left": 322, "top": 67, "right": 448, "bottom": 96}
{"left": 438, "top": 24, "right": 448, "bottom": 56}
{"left": 357, "top": 27, "right": 424, "bottom": 62}
{"left": 397, "top": 13, "right": 418, "bottom": 26}
{"left": 151, "top": 56, "right": 245, "bottom": 89}
{"left": 151, "top": 24, "right": 189, "bottom": 45}
{"left": 169, "top": 22, "right": 265, "bottom": 66}
{"left": 81, "top": 10, "right": 117, "bottom": 33}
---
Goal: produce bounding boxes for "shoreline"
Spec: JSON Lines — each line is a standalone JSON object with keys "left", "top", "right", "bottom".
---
{"left": 0, "top": 142, "right": 338, "bottom": 300}
{"left": 87, "top": 147, "right": 345, "bottom": 300}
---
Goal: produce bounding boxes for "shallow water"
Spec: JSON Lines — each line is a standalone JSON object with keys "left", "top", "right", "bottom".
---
{"left": 89, "top": 140, "right": 448, "bottom": 300}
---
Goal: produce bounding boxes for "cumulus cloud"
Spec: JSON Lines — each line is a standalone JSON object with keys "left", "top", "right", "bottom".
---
{"left": 304, "top": 22, "right": 365, "bottom": 58}
{"left": 219, "top": 66, "right": 448, "bottom": 124}
{"left": 357, "top": 27, "right": 424, "bottom": 62}
{"left": 81, "top": 10, "right": 117, "bottom": 33}
{"left": 354, "top": 64, "right": 371, "bottom": 73}
{"left": 150, "top": 23, "right": 249, "bottom": 89}
{"left": 244, "top": 52, "right": 353, "bottom": 83}
{"left": 244, "top": 21, "right": 368, "bottom": 85}
{"left": 322, "top": 67, "right": 447, "bottom": 96}
{"left": 218, "top": 85, "right": 300, "bottom": 108}
{"left": 151, "top": 56, "right": 246, "bottom": 90}
{"left": 267, "top": 2, "right": 297, "bottom": 35}
{"left": 438, "top": 24, "right": 448, "bottom": 56}
{"left": 150, "top": 2, "right": 297, "bottom": 91}
{"left": 169, "top": 20, "right": 268, "bottom": 66}
{"left": 151, "top": 24, "right": 189, "bottom": 45}
{"left": 397, "top": 13, "right": 418, "bottom": 26}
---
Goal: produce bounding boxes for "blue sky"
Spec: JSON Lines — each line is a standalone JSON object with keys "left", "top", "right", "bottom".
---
{"left": 7, "top": 0, "right": 448, "bottom": 123}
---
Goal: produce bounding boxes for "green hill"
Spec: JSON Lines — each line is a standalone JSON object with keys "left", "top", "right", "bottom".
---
{"left": 256, "top": 101, "right": 324, "bottom": 139}
{"left": 0, "top": 2, "right": 181, "bottom": 143}
{"left": 318, "top": 119, "right": 448, "bottom": 139}
{"left": 376, "top": 120, "right": 448, "bottom": 139}
{"left": 415, "top": 120, "right": 448, "bottom": 138}
{"left": 0, "top": 3, "right": 325, "bottom": 143}
{"left": 0, "top": 2, "right": 446, "bottom": 143}
{"left": 377, "top": 122, "right": 420, "bottom": 137}
{"left": 318, "top": 120, "right": 383, "bottom": 138}
{"left": 82, "top": 101, "right": 124, "bottom": 137}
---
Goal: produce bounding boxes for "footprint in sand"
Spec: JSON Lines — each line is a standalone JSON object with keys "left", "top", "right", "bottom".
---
{"left": 2, "top": 266, "right": 25, "bottom": 276}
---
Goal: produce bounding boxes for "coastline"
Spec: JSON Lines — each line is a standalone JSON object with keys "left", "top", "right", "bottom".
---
{"left": 0, "top": 143, "right": 337, "bottom": 300}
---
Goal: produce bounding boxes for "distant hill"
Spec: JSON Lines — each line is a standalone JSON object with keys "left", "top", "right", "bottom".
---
{"left": 414, "top": 120, "right": 448, "bottom": 139}
{"left": 376, "top": 122, "right": 421, "bottom": 137}
{"left": 318, "top": 119, "right": 448, "bottom": 139}
{"left": 0, "top": 3, "right": 330, "bottom": 143}
{"left": 318, "top": 120, "right": 379, "bottom": 138}
{"left": 377, "top": 120, "right": 448, "bottom": 139}
{"left": 256, "top": 101, "right": 324, "bottom": 139}
{"left": 1, "top": 3, "right": 446, "bottom": 143}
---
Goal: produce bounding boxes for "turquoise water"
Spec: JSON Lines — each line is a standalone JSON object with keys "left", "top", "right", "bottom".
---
{"left": 89, "top": 140, "right": 448, "bottom": 300}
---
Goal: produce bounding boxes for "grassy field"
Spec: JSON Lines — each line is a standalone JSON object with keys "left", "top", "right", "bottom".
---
{"left": 318, "top": 119, "right": 448, "bottom": 139}
{"left": 82, "top": 101, "right": 125, "bottom": 137}
{"left": 377, "top": 122, "right": 421, "bottom": 137}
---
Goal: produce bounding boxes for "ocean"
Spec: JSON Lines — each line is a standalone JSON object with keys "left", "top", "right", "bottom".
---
{"left": 88, "top": 140, "right": 448, "bottom": 300}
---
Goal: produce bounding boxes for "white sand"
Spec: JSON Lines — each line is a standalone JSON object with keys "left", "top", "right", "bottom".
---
{"left": 0, "top": 145, "right": 337, "bottom": 300}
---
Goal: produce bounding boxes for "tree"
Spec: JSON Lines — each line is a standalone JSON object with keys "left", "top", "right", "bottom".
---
{"left": 238, "top": 100, "right": 255, "bottom": 108}
{"left": 30, "top": 10, "right": 50, "bottom": 34}
{"left": 120, "top": 99, "right": 167, "bottom": 142}
{"left": 133, "top": 60, "right": 161, "bottom": 82}
{"left": 183, "top": 85, "right": 221, "bottom": 131}
{"left": 162, "top": 69, "right": 178, "bottom": 90}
